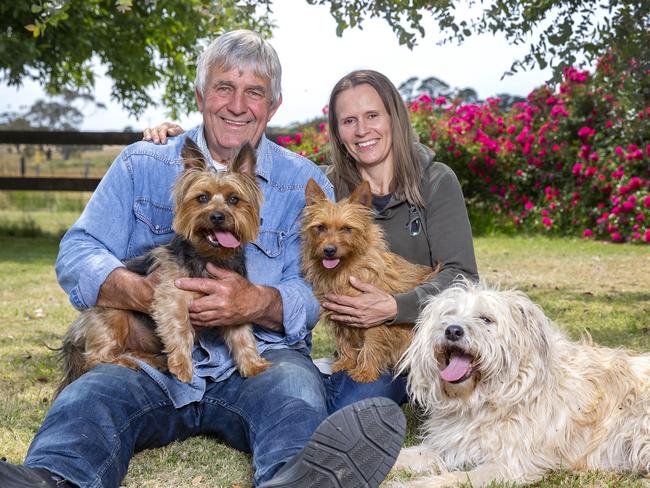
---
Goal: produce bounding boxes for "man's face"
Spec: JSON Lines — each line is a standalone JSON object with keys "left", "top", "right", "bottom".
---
{"left": 196, "top": 65, "right": 281, "bottom": 163}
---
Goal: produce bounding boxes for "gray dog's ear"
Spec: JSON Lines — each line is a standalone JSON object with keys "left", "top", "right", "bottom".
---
{"left": 509, "top": 291, "right": 551, "bottom": 360}
{"left": 181, "top": 138, "right": 209, "bottom": 171}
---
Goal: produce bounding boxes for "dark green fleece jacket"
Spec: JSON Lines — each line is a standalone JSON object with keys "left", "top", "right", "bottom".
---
{"left": 325, "top": 144, "right": 479, "bottom": 323}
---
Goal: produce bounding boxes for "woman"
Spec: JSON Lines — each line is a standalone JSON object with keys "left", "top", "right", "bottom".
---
{"left": 143, "top": 69, "right": 478, "bottom": 413}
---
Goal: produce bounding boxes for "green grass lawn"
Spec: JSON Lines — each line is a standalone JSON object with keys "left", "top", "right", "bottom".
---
{"left": 0, "top": 215, "right": 648, "bottom": 486}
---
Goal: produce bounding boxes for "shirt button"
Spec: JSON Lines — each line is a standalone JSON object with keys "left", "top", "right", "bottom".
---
{"left": 155, "top": 224, "right": 160, "bottom": 230}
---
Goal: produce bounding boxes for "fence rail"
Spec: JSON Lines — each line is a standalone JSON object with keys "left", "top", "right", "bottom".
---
{"left": 0, "top": 129, "right": 288, "bottom": 191}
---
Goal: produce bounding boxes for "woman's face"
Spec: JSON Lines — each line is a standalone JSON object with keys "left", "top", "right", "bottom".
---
{"left": 334, "top": 84, "right": 393, "bottom": 170}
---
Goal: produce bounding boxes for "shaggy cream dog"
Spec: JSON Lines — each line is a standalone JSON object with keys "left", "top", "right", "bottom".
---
{"left": 393, "top": 281, "right": 650, "bottom": 487}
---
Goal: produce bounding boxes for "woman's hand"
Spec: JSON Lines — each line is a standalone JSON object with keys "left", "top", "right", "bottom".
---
{"left": 142, "top": 122, "right": 185, "bottom": 144}
{"left": 321, "top": 276, "right": 398, "bottom": 328}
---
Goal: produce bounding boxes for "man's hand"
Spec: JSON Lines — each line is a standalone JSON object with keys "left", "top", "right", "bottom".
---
{"left": 322, "top": 276, "right": 397, "bottom": 328}
{"left": 175, "top": 263, "right": 284, "bottom": 332}
{"left": 96, "top": 267, "right": 162, "bottom": 313}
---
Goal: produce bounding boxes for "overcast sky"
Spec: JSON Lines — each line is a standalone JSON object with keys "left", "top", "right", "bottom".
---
{"left": 0, "top": 0, "right": 553, "bottom": 131}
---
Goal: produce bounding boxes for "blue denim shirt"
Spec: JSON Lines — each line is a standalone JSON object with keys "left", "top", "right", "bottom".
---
{"left": 55, "top": 126, "right": 334, "bottom": 407}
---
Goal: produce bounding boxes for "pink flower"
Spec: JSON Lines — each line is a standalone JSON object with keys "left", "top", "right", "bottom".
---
{"left": 611, "top": 232, "right": 623, "bottom": 242}
{"left": 643, "top": 196, "right": 650, "bottom": 207}
{"left": 644, "top": 230, "right": 650, "bottom": 243}
{"left": 434, "top": 96, "right": 447, "bottom": 106}
{"left": 542, "top": 217, "right": 553, "bottom": 227}
{"left": 550, "top": 104, "right": 569, "bottom": 117}
{"left": 577, "top": 126, "right": 595, "bottom": 139}
{"left": 622, "top": 201, "right": 635, "bottom": 212}
{"left": 322, "top": 105, "right": 329, "bottom": 115}
{"left": 417, "top": 94, "right": 433, "bottom": 105}
{"left": 525, "top": 201, "right": 534, "bottom": 210}
{"left": 583, "top": 229, "right": 593, "bottom": 237}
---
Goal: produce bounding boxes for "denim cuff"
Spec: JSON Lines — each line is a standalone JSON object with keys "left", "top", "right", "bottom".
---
{"left": 75, "top": 256, "right": 125, "bottom": 309}
{"left": 275, "top": 284, "right": 311, "bottom": 344}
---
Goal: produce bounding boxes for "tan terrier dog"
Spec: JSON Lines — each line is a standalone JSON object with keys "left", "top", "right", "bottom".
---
{"left": 301, "top": 179, "right": 437, "bottom": 383}
{"left": 55, "top": 139, "right": 269, "bottom": 397}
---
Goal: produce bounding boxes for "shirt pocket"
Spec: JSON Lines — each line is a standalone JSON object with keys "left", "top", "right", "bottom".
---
{"left": 133, "top": 198, "right": 174, "bottom": 235}
{"left": 246, "top": 229, "right": 285, "bottom": 286}
{"left": 249, "top": 229, "right": 284, "bottom": 258}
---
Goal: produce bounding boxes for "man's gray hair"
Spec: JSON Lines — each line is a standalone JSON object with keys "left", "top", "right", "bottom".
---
{"left": 195, "top": 29, "right": 282, "bottom": 106}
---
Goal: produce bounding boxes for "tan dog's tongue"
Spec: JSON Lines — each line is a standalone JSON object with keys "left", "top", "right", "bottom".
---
{"left": 215, "top": 231, "right": 240, "bottom": 248}
{"left": 322, "top": 258, "right": 340, "bottom": 269}
{"left": 440, "top": 354, "right": 472, "bottom": 382}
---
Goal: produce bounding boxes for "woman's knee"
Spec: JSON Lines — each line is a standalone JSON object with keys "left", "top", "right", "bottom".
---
{"left": 254, "top": 349, "right": 327, "bottom": 410}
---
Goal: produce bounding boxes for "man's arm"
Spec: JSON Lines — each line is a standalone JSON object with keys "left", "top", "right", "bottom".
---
{"left": 96, "top": 267, "right": 157, "bottom": 314}
{"left": 56, "top": 150, "right": 138, "bottom": 310}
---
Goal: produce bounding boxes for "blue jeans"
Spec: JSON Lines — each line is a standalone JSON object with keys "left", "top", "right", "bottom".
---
{"left": 324, "top": 370, "right": 408, "bottom": 414}
{"left": 25, "top": 349, "right": 406, "bottom": 488}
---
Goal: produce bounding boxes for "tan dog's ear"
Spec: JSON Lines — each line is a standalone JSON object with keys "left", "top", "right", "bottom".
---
{"left": 348, "top": 180, "right": 372, "bottom": 208}
{"left": 305, "top": 178, "right": 328, "bottom": 206}
{"left": 231, "top": 142, "right": 257, "bottom": 177}
{"left": 181, "top": 138, "right": 209, "bottom": 171}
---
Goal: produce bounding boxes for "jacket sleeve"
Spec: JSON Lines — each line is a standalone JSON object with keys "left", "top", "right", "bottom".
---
{"left": 55, "top": 151, "right": 134, "bottom": 310}
{"left": 393, "top": 167, "right": 479, "bottom": 323}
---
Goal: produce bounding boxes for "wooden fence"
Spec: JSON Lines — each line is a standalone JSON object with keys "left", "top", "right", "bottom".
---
{"left": 0, "top": 129, "right": 288, "bottom": 191}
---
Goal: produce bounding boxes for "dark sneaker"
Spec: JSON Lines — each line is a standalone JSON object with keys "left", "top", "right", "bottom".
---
{"left": 0, "top": 460, "right": 70, "bottom": 487}
{"left": 259, "top": 397, "right": 406, "bottom": 488}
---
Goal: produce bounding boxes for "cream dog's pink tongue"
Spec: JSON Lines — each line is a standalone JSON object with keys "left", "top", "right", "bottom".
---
{"left": 215, "top": 231, "right": 240, "bottom": 248}
{"left": 440, "top": 354, "right": 473, "bottom": 382}
{"left": 322, "top": 258, "right": 340, "bottom": 269}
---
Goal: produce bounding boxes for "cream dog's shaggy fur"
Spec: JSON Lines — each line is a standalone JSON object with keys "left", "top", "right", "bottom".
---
{"left": 392, "top": 281, "right": 650, "bottom": 487}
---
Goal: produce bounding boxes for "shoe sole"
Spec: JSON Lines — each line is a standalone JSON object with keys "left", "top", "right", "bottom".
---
{"left": 261, "top": 397, "right": 406, "bottom": 488}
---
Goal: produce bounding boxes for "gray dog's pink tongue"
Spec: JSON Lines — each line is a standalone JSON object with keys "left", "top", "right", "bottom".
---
{"left": 440, "top": 354, "right": 473, "bottom": 382}
{"left": 215, "top": 231, "right": 240, "bottom": 248}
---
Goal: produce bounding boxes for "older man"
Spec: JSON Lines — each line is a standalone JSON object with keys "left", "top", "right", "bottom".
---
{"left": 0, "top": 30, "right": 404, "bottom": 488}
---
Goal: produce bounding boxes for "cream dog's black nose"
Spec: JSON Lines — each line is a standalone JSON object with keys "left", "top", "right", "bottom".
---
{"left": 445, "top": 325, "right": 465, "bottom": 341}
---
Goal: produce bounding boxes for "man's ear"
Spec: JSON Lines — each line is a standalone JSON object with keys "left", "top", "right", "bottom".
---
{"left": 267, "top": 93, "right": 282, "bottom": 122}
{"left": 195, "top": 87, "right": 204, "bottom": 112}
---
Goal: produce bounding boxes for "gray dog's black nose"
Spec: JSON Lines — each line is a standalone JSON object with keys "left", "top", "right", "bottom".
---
{"left": 323, "top": 245, "right": 337, "bottom": 257}
{"left": 445, "top": 325, "right": 465, "bottom": 341}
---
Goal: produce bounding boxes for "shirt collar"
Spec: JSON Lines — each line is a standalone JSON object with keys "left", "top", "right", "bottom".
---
{"left": 195, "top": 123, "right": 271, "bottom": 181}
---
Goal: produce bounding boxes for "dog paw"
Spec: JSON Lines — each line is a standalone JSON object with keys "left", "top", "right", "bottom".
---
{"left": 238, "top": 357, "right": 272, "bottom": 378}
{"left": 331, "top": 358, "right": 356, "bottom": 373}
{"left": 348, "top": 367, "right": 381, "bottom": 383}
{"left": 168, "top": 355, "right": 193, "bottom": 383}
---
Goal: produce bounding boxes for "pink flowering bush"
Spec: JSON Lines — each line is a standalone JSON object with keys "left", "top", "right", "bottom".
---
{"left": 279, "top": 52, "right": 649, "bottom": 243}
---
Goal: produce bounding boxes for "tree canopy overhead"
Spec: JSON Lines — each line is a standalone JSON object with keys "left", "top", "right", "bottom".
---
{"left": 308, "top": 0, "right": 649, "bottom": 82}
{"left": 1, "top": 1, "right": 647, "bottom": 118}
{"left": 0, "top": 0, "right": 273, "bottom": 118}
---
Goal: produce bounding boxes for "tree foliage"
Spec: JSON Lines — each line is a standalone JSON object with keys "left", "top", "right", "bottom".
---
{"left": 0, "top": 0, "right": 273, "bottom": 118}
{"left": 307, "top": 0, "right": 649, "bottom": 84}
